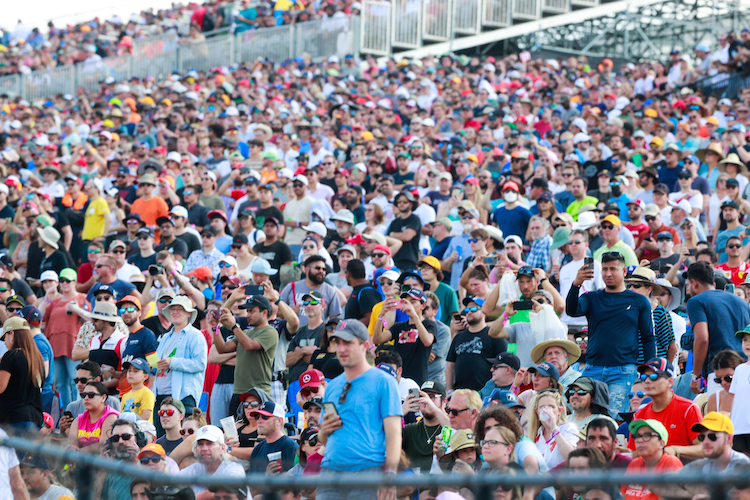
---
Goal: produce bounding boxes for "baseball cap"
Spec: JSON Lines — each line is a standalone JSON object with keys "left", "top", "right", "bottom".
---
{"left": 637, "top": 357, "right": 675, "bottom": 377}
{"left": 602, "top": 214, "right": 622, "bottom": 227}
{"left": 377, "top": 363, "right": 398, "bottom": 378}
{"left": 629, "top": 419, "right": 669, "bottom": 442}
{"left": 487, "top": 389, "right": 525, "bottom": 409}
{"left": 122, "top": 357, "right": 150, "bottom": 373}
{"left": 188, "top": 266, "right": 213, "bottom": 282}
{"left": 303, "top": 397, "right": 324, "bottom": 411}
{"left": 692, "top": 411, "right": 734, "bottom": 434}
{"left": 570, "top": 376, "right": 595, "bottom": 392}
{"left": 20, "top": 454, "right": 50, "bottom": 470}
{"left": 250, "top": 401, "right": 286, "bottom": 419}
{"left": 239, "top": 295, "right": 272, "bottom": 312}
{"left": 656, "top": 231, "right": 673, "bottom": 241}
{"left": 137, "top": 443, "right": 167, "bottom": 459}
{"left": 417, "top": 255, "right": 441, "bottom": 270}
{"left": 420, "top": 380, "right": 446, "bottom": 397}
{"left": 169, "top": 206, "right": 189, "bottom": 219}
{"left": 194, "top": 425, "right": 225, "bottom": 444}
{"left": 116, "top": 295, "right": 142, "bottom": 310}
{"left": 400, "top": 288, "right": 427, "bottom": 303}
{"left": 486, "top": 352, "right": 521, "bottom": 372}
{"left": 18, "top": 305, "right": 42, "bottom": 325}
{"left": 330, "top": 319, "right": 370, "bottom": 342}
{"left": 528, "top": 361, "right": 560, "bottom": 381}
{"left": 160, "top": 398, "right": 185, "bottom": 414}
{"left": 300, "top": 369, "right": 325, "bottom": 389}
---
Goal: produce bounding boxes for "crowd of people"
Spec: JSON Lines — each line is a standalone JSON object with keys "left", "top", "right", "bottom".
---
{"left": 3, "top": 22, "right": 750, "bottom": 500}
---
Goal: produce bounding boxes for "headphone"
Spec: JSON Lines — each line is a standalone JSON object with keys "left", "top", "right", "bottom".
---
{"left": 108, "top": 419, "right": 148, "bottom": 449}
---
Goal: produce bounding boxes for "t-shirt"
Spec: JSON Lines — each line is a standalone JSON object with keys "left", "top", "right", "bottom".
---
{"left": 286, "top": 323, "right": 324, "bottom": 384}
{"left": 130, "top": 196, "right": 169, "bottom": 227}
{"left": 686, "top": 289, "right": 749, "bottom": 376}
{"left": 178, "top": 460, "right": 246, "bottom": 495}
{"left": 344, "top": 284, "right": 381, "bottom": 320}
{"left": 121, "top": 386, "right": 155, "bottom": 423}
{"left": 621, "top": 453, "right": 683, "bottom": 500}
{"left": 0, "top": 349, "right": 43, "bottom": 425}
{"left": 402, "top": 420, "right": 442, "bottom": 472}
{"left": 321, "top": 367, "right": 402, "bottom": 472}
{"left": 121, "top": 326, "right": 158, "bottom": 365}
{"left": 433, "top": 282, "right": 459, "bottom": 325}
{"left": 255, "top": 205, "right": 285, "bottom": 229}
{"left": 253, "top": 240, "right": 294, "bottom": 289}
{"left": 176, "top": 232, "right": 202, "bottom": 257}
{"left": 446, "top": 326, "right": 508, "bottom": 391}
{"left": 534, "top": 421, "right": 579, "bottom": 469}
{"left": 156, "top": 435, "right": 183, "bottom": 454}
{"left": 39, "top": 250, "right": 68, "bottom": 275}
{"left": 86, "top": 280, "right": 136, "bottom": 303}
{"left": 389, "top": 319, "right": 437, "bottom": 386}
{"left": 82, "top": 196, "right": 110, "bottom": 240}
{"left": 279, "top": 281, "right": 342, "bottom": 328}
{"left": 33, "top": 334, "right": 54, "bottom": 403}
{"left": 155, "top": 237, "right": 189, "bottom": 260}
{"left": 492, "top": 204, "right": 533, "bottom": 242}
{"left": 387, "top": 214, "right": 422, "bottom": 270}
{"left": 232, "top": 325, "right": 278, "bottom": 394}
{"left": 128, "top": 253, "right": 157, "bottom": 272}
{"left": 187, "top": 203, "right": 211, "bottom": 229}
{"left": 729, "top": 363, "right": 750, "bottom": 434}
{"left": 716, "top": 261, "right": 750, "bottom": 286}
{"left": 36, "top": 483, "right": 76, "bottom": 500}
{"left": 248, "top": 436, "right": 299, "bottom": 473}
{"left": 627, "top": 394, "right": 702, "bottom": 449}
{"left": 625, "top": 222, "right": 650, "bottom": 249}
{"left": 680, "top": 450, "right": 750, "bottom": 474}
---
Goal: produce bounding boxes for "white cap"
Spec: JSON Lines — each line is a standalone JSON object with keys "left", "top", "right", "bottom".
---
{"left": 278, "top": 168, "right": 294, "bottom": 179}
{"left": 378, "top": 270, "right": 400, "bottom": 281}
{"left": 571, "top": 118, "right": 588, "bottom": 132}
{"left": 328, "top": 55, "right": 340, "bottom": 64}
{"left": 573, "top": 133, "right": 591, "bottom": 144}
{"left": 669, "top": 199, "right": 692, "bottom": 214}
{"left": 184, "top": 91, "right": 199, "bottom": 101}
{"left": 422, "top": 118, "right": 435, "bottom": 127}
{"left": 225, "top": 106, "right": 239, "bottom": 117}
{"left": 203, "top": 171, "right": 217, "bottom": 182}
{"left": 166, "top": 151, "right": 181, "bottom": 163}
{"left": 220, "top": 255, "right": 238, "bottom": 267}
{"left": 352, "top": 162, "right": 367, "bottom": 173}
{"left": 301, "top": 222, "right": 327, "bottom": 238}
{"left": 292, "top": 174, "right": 308, "bottom": 186}
{"left": 169, "top": 206, "right": 189, "bottom": 218}
{"left": 504, "top": 235, "right": 523, "bottom": 247}
{"left": 40, "top": 270, "right": 59, "bottom": 282}
{"left": 194, "top": 425, "right": 225, "bottom": 444}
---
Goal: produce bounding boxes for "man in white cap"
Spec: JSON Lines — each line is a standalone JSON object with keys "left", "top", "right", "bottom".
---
{"left": 169, "top": 206, "right": 202, "bottom": 256}
{"left": 178, "top": 425, "right": 245, "bottom": 495}
{"left": 283, "top": 175, "right": 314, "bottom": 256}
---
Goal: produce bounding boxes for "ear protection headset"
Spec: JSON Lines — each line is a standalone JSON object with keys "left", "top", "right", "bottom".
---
{"left": 108, "top": 419, "right": 147, "bottom": 449}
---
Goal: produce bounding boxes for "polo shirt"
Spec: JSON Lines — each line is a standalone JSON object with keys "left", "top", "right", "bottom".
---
{"left": 627, "top": 394, "right": 702, "bottom": 449}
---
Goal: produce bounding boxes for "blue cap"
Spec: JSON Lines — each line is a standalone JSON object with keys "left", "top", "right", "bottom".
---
{"left": 400, "top": 288, "right": 427, "bottom": 303}
{"left": 732, "top": 123, "right": 747, "bottom": 133}
{"left": 122, "top": 357, "right": 150, "bottom": 373}
{"left": 463, "top": 296, "right": 485, "bottom": 307}
{"left": 377, "top": 363, "right": 397, "bottom": 378}
{"left": 487, "top": 389, "right": 526, "bottom": 409}
{"left": 656, "top": 231, "right": 673, "bottom": 241}
{"left": 695, "top": 44, "right": 709, "bottom": 52}
{"left": 529, "top": 361, "right": 560, "bottom": 381}
{"left": 686, "top": 154, "right": 699, "bottom": 164}
{"left": 18, "top": 305, "right": 42, "bottom": 325}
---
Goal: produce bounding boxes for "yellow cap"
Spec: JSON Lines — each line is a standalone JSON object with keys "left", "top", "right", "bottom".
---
{"left": 602, "top": 214, "right": 621, "bottom": 227}
{"left": 650, "top": 137, "right": 664, "bottom": 147}
{"left": 692, "top": 411, "right": 734, "bottom": 434}
{"left": 644, "top": 109, "right": 658, "bottom": 118}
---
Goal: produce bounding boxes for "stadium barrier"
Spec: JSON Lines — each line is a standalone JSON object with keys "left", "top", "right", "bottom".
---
{"left": 0, "top": 433, "right": 747, "bottom": 500}
{"left": 0, "top": 16, "right": 357, "bottom": 101}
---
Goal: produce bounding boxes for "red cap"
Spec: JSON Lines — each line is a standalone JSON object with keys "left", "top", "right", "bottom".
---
{"left": 345, "top": 234, "right": 366, "bottom": 245}
{"left": 128, "top": 158, "right": 140, "bottom": 166}
{"left": 42, "top": 412, "right": 54, "bottom": 429}
{"left": 44, "top": 144, "right": 58, "bottom": 150}
{"left": 464, "top": 176, "right": 479, "bottom": 186}
{"left": 188, "top": 266, "right": 213, "bottom": 282}
{"left": 300, "top": 369, "right": 325, "bottom": 389}
{"left": 153, "top": 146, "right": 167, "bottom": 155}
{"left": 373, "top": 244, "right": 392, "bottom": 256}
{"left": 492, "top": 147, "right": 503, "bottom": 156}
{"left": 116, "top": 295, "right": 142, "bottom": 310}
{"left": 604, "top": 93, "right": 617, "bottom": 100}
{"left": 502, "top": 181, "right": 520, "bottom": 192}
{"left": 238, "top": 79, "right": 251, "bottom": 88}
{"left": 514, "top": 116, "right": 528, "bottom": 124}
{"left": 75, "top": 158, "right": 87, "bottom": 167}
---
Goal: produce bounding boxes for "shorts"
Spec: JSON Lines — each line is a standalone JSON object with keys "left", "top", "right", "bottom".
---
{"left": 732, "top": 433, "right": 750, "bottom": 455}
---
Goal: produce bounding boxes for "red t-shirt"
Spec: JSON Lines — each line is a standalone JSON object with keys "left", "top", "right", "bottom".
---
{"left": 621, "top": 453, "right": 683, "bottom": 500}
{"left": 716, "top": 261, "right": 750, "bottom": 286}
{"left": 628, "top": 394, "right": 702, "bottom": 449}
{"left": 77, "top": 262, "right": 94, "bottom": 284}
{"left": 626, "top": 222, "right": 650, "bottom": 249}
{"left": 642, "top": 225, "right": 681, "bottom": 262}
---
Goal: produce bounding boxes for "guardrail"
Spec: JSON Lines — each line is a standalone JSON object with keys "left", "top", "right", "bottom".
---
{"left": 0, "top": 16, "right": 358, "bottom": 100}
{"left": 0, "top": 434, "right": 746, "bottom": 500}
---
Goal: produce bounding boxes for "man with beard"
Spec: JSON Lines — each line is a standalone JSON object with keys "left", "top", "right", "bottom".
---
{"left": 387, "top": 191, "right": 422, "bottom": 271}
{"left": 401, "top": 380, "right": 450, "bottom": 471}
{"left": 280, "top": 255, "right": 342, "bottom": 328}
{"left": 96, "top": 419, "right": 143, "bottom": 500}
{"left": 155, "top": 215, "right": 189, "bottom": 261}
{"left": 178, "top": 425, "right": 245, "bottom": 497}
{"left": 345, "top": 184, "right": 365, "bottom": 223}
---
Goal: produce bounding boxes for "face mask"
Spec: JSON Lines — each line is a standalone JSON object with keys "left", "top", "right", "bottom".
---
{"left": 611, "top": 185, "right": 622, "bottom": 197}
{"left": 504, "top": 191, "right": 518, "bottom": 203}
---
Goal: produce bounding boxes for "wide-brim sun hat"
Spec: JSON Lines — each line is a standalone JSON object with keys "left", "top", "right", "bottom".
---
{"left": 163, "top": 296, "right": 198, "bottom": 324}
{"left": 36, "top": 226, "right": 61, "bottom": 250}
{"left": 530, "top": 339, "right": 581, "bottom": 365}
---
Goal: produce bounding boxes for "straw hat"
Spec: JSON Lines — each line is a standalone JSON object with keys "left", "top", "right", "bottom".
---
{"left": 163, "top": 296, "right": 198, "bottom": 324}
{"left": 88, "top": 302, "right": 122, "bottom": 323}
{"left": 530, "top": 339, "right": 581, "bottom": 365}
{"left": 695, "top": 143, "right": 725, "bottom": 163}
{"left": 718, "top": 153, "right": 748, "bottom": 174}
{"left": 625, "top": 267, "right": 662, "bottom": 295}
{"left": 36, "top": 226, "right": 61, "bottom": 250}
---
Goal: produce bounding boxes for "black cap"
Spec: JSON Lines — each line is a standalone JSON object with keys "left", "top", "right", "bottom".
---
{"left": 302, "top": 290, "right": 324, "bottom": 301}
{"left": 156, "top": 216, "right": 173, "bottom": 227}
{"left": 722, "top": 199, "right": 740, "bottom": 210}
{"left": 603, "top": 202, "right": 620, "bottom": 213}
{"left": 420, "top": 380, "right": 446, "bottom": 397}
{"left": 136, "top": 227, "right": 154, "bottom": 238}
{"left": 201, "top": 226, "right": 218, "bottom": 237}
{"left": 5, "top": 295, "right": 25, "bottom": 307}
{"left": 303, "top": 397, "right": 324, "bottom": 410}
{"left": 232, "top": 233, "right": 249, "bottom": 246}
{"left": 20, "top": 454, "right": 50, "bottom": 470}
{"left": 125, "top": 213, "right": 145, "bottom": 226}
{"left": 239, "top": 294, "right": 271, "bottom": 312}
{"left": 486, "top": 352, "right": 521, "bottom": 372}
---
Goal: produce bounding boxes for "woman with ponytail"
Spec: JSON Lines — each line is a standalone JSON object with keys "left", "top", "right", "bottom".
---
{"left": 0, "top": 317, "right": 45, "bottom": 432}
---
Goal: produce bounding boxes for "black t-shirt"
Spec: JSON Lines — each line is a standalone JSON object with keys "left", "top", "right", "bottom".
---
{"left": 446, "top": 326, "right": 508, "bottom": 391}
{"left": 12, "top": 278, "right": 33, "bottom": 301}
{"left": 0, "top": 205, "right": 15, "bottom": 250}
{"left": 141, "top": 315, "right": 171, "bottom": 343}
{"left": 187, "top": 203, "right": 211, "bottom": 229}
{"left": 344, "top": 284, "right": 381, "bottom": 320}
{"left": 248, "top": 436, "right": 298, "bottom": 473}
{"left": 25, "top": 241, "right": 43, "bottom": 280}
{"left": 128, "top": 253, "right": 157, "bottom": 272}
{"left": 389, "top": 319, "right": 437, "bottom": 386}
{"left": 156, "top": 435, "right": 183, "bottom": 454}
{"left": 235, "top": 199, "right": 261, "bottom": 218}
{"left": 253, "top": 240, "right": 293, "bottom": 289}
{"left": 311, "top": 349, "right": 343, "bottom": 379}
{"left": 155, "top": 238, "right": 189, "bottom": 260}
{"left": 403, "top": 420, "right": 442, "bottom": 472}
{"left": 387, "top": 214, "right": 422, "bottom": 270}
{"left": 176, "top": 232, "right": 202, "bottom": 257}
{"left": 40, "top": 250, "right": 69, "bottom": 275}
{"left": 214, "top": 323, "right": 238, "bottom": 385}
{"left": 0, "top": 349, "right": 43, "bottom": 425}
{"left": 255, "top": 206, "right": 284, "bottom": 229}
{"left": 286, "top": 323, "right": 324, "bottom": 384}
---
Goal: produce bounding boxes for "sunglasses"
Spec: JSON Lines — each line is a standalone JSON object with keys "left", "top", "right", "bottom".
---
{"left": 640, "top": 373, "right": 664, "bottom": 382}
{"left": 627, "top": 283, "right": 647, "bottom": 289}
{"left": 293, "top": 183, "right": 305, "bottom": 188}
{"left": 0, "top": 288, "right": 8, "bottom": 293}
{"left": 219, "top": 262, "right": 233, "bottom": 268}
{"left": 303, "top": 299, "right": 320, "bottom": 306}
{"left": 600, "top": 224, "right": 615, "bottom": 230}
{"left": 301, "top": 386, "right": 319, "bottom": 397}
{"left": 566, "top": 389, "right": 590, "bottom": 397}
{"left": 379, "top": 279, "right": 395, "bottom": 286}
{"left": 463, "top": 306, "right": 478, "bottom": 314}
{"left": 468, "top": 238, "right": 480, "bottom": 243}
{"left": 158, "top": 297, "right": 173, "bottom": 304}
{"left": 73, "top": 377, "right": 92, "bottom": 384}
{"left": 180, "top": 428, "right": 196, "bottom": 436}
{"left": 372, "top": 253, "right": 387, "bottom": 258}
{"left": 119, "top": 307, "right": 137, "bottom": 314}
{"left": 95, "top": 295, "right": 113, "bottom": 302}
{"left": 158, "top": 409, "right": 176, "bottom": 417}
{"left": 81, "top": 392, "right": 104, "bottom": 399}
{"left": 714, "top": 375, "right": 733, "bottom": 384}
{"left": 629, "top": 391, "right": 645, "bottom": 399}
{"left": 446, "top": 407, "right": 469, "bottom": 417}
{"left": 110, "top": 433, "right": 133, "bottom": 443}
{"left": 697, "top": 432, "right": 721, "bottom": 442}
{"left": 88, "top": 249, "right": 102, "bottom": 254}
{"left": 7, "top": 307, "right": 21, "bottom": 313}
{"left": 727, "top": 244, "right": 742, "bottom": 249}
{"left": 339, "top": 382, "right": 352, "bottom": 405}
{"left": 139, "top": 456, "right": 163, "bottom": 465}
{"left": 634, "top": 432, "right": 659, "bottom": 442}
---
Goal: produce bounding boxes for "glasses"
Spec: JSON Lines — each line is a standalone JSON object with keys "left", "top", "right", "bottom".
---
{"left": 257, "top": 414, "right": 273, "bottom": 420}
{"left": 0, "top": 288, "right": 8, "bottom": 293}
{"left": 339, "top": 382, "right": 352, "bottom": 405}
{"left": 460, "top": 215, "right": 474, "bottom": 220}
{"left": 566, "top": 389, "right": 590, "bottom": 397}
{"left": 396, "top": 200, "right": 411, "bottom": 205}
{"left": 293, "top": 183, "right": 305, "bottom": 188}
{"left": 110, "top": 433, "right": 134, "bottom": 443}
{"left": 300, "top": 386, "right": 319, "bottom": 397}
{"left": 139, "top": 456, "right": 163, "bottom": 465}
{"left": 303, "top": 299, "right": 320, "bottom": 306}
{"left": 627, "top": 283, "right": 647, "bottom": 289}
{"left": 73, "top": 377, "right": 92, "bottom": 384}
{"left": 158, "top": 297, "right": 173, "bottom": 304}
{"left": 600, "top": 224, "right": 615, "bottom": 230}
{"left": 698, "top": 432, "right": 721, "bottom": 442}
{"left": 480, "top": 439, "right": 508, "bottom": 448}
{"left": 714, "top": 375, "right": 733, "bottom": 384}
{"left": 468, "top": 238, "right": 480, "bottom": 243}
{"left": 629, "top": 391, "right": 645, "bottom": 399}
{"left": 219, "top": 262, "right": 233, "bottom": 268}
{"left": 634, "top": 432, "right": 658, "bottom": 442}
{"left": 180, "top": 428, "right": 196, "bottom": 436}
{"left": 158, "top": 409, "right": 176, "bottom": 417}
{"left": 183, "top": 190, "right": 194, "bottom": 196}
{"left": 372, "top": 253, "right": 387, "bottom": 259}
{"left": 464, "top": 306, "right": 479, "bottom": 314}
{"left": 95, "top": 295, "right": 113, "bottom": 302}
{"left": 88, "top": 249, "right": 102, "bottom": 254}
{"left": 640, "top": 373, "right": 664, "bottom": 382}
{"left": 6, "top": 307, "right": 21, "bottom": 313}
{"left": 492, "top": 364, "right": 509, "bottom": 371}
{"left": 446, "top": 407, "right": 469, "bottom": 417}
{"left": 81, "top": 392, "right": 103, "bottom": 399}
{"left": 568, "top": 240, "right": 584, "bottom": 246}
{"left": 302, "top": 245, "right": 317, "bottom": 250}
{"left": 119, "top": 307, "right": 137, "bottom": 314}
{"left": 727, "top": 244, "right": 742, "bottom": 249}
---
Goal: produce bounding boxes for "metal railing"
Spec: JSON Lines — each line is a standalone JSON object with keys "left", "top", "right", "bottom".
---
{"left": 362, "top": 0, "right": 393, "bottom": 55}
{"left": 0, "top": 16, "right": 357, "bottom": 100}
{"left": 1, "top": 434, "right": 748, "bottom": 500}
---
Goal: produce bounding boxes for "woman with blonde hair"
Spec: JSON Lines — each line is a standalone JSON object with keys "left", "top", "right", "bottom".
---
{"left": 480, "top": 426, "right": 518, "bottom": 470}
{"left": 527, "top": 390, "right": 579, "bottom": 468}
{"left": 355, "top": 203, "right": 386, "bottom": 234}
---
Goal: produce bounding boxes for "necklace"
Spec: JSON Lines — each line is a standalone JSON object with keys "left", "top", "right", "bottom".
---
{"left": 423, "top": 422, "right": 441, "bottom": 444}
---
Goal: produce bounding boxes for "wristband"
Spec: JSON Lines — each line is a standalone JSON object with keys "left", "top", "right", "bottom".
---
{"left": 540, "top": 277, "right": 549, "bottom": 284}
{"left": 510, "top": 385, "right": 519, "bottom": 395}
{"left": 546, "top": 428, "right": 561, "bottom": 444}
{"left": 377, "top": 317, "right": 387, "bottom": 328}
{"left": 384, "top": 469, "right": 396, "bottom": 475}
{"left": 691, "top": 372, "right": 700, "bottom": 381}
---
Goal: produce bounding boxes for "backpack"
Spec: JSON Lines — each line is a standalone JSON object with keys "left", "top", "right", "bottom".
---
{"left": 202, "top": 11, "right": 216, "bottom": 32}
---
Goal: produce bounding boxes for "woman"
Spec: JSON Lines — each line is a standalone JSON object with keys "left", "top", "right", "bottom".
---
{"left": 725, "top": 178, "right": 750, "bottom": 222}
{"left": 310, "top": 318, "right": 344, "bottom": 379}
{"left": 33, "top": 270, "right": 61, "bottom": 309}
{"left": 0, "top": 317, "right": 45, "bottom": 431}
{"left": 39, "top": 268, "right": 89, "bottom": 410}
{"left": 67, "top": 381, "right": 119, "bottom": 448}
{"left": 226, "top": 388, "right": 271, "bottom": 460}
{"left": 181, "top": 408, "right": 207, "bottom": 437}
{"left": 536, "top": 192, "right": 558, "bottom": 225}
{"left": 231, "top": 236, "right": 260, "bottom": 281}
{"left": 527, "top": 391, "right": 579, "bottom": 469}
{"left": 463, "top": 266, "right": 492, "bottom": 304}
{"left": 463, "top": 177, "right": 483, "bottom": 210}
{"left": 355, "top": 203, "right": 386, "bottom": 234}
{"left": 237, "top": 211, "right": 265, "bottom": 248}
{"left": 480, "top": 426, "right": 517, "bottom": 470}
{"left": 325, "top": 245, "right": 356, "bottom": 298}
{"left": 516, "top": 361, "right": 565, "bottom": 412}
{"left": 36, "top": 226, "right": 67, "bottom": 280}
{"left": 706, "top": 349, "right": 743, "bottom": 415}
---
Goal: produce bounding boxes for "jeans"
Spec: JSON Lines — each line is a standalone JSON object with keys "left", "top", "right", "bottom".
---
{"left": 54, "top": 356, "right": 78, "bottom": 409}
{"left": 209, "top": 383, "right": 234, "bottom": 424}
{"left": 582, "top": 363, "right": 638, "bottom": 418}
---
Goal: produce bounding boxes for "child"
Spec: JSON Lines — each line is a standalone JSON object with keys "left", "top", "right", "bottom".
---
{"left": 730, "top": 326, "right": 750, "bottom": 455}
{"left": 121, "top": 358, "right": 155, "bottom": 423}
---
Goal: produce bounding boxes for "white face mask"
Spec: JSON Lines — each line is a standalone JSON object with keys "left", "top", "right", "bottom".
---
{"left": 504, "top": 191, "right": 518, "bottom": 203}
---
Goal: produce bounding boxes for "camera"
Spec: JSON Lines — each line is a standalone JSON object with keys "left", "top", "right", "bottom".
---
{"left": 148, "top": 264, "right": 164, "bottom": 276}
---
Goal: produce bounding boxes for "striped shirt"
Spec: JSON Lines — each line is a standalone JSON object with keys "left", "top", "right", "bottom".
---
{"left": 637, "top": 305, "right": 675, "bottom": 363}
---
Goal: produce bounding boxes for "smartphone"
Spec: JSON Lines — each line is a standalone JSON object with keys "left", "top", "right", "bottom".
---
{"left": 244, "top": 284, "right": 264, "bottom": 296}
{"left": 650, "top": 261, "right": 660, "bottom": 272}
{"left": 513, "top": 301, "right": 534, "bottom": 311}
{"left": 408, "top": 388, "right": 420, "bottom": 399}
{"left": 394, "top": 299, "right": 406, "bottom": 309}
{"left": 584, "top": 257, "right": 594, "bottom": 270}
{"left": 452, "top": 313, "right": 464, "bottom": 323}
{"left": 484, "top": 255, "right": 498, "bottom": 266}
{"left": 63, "top": 411, "right": 73, "bottom": 419}
{"left": 725, "top": 284, "right": 736, "bottom": 294}
{"left": 322, "top": 402, "right": 339, "bottom": 417}
{"left": 26, "top": 194, "right": 34, "bottom": 200}
{"left": 211, "top": 309, "right": 222, "bottom": 320}
{"left": 688, "top": 249, "right": 695, "bottom": 256}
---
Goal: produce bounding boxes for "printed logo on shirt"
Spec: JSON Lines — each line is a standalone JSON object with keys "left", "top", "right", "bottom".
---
{"left": 398, "top": 328, "right": 419, "bottom": 344}
{"left": 455, "top": 337, "right": 484, "bottom": 356}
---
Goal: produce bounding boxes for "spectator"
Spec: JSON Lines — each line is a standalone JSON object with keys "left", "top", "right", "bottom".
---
{"left": 177, "top": 425, "right": 245, "bottom": 496}
{"left": 621, "top": 419, "right": 683, "bottom": 499}
{"left": 247, "top": 401, "right": 298, "bottom": 475}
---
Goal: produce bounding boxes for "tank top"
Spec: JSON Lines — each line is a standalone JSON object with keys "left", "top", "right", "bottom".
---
{"left": 77, "top": 405, "right": 120, "bottom": 448}
{"left": 238, "top": 422, "right": 258, "bottom": 448}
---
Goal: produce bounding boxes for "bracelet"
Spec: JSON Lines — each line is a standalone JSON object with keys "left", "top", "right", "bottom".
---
{"left": 384, "top": 469, "right": 396, "bottom": 475}
{"left": 545, "top": 428, "right": 560, "bottom": 444}
{"left": 510, "top": 385, "right": 519, "bottom": 395}
{"left": 377, "top": 317, "right": 387, "bottom": 327}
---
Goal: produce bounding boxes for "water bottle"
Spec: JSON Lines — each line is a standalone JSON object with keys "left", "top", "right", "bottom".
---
{"left": 457, "top": 246, "right": 463, "bottom": 260}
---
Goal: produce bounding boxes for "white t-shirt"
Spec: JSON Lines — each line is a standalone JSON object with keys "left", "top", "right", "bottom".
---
{"left": 533, "top": 421, "right": 580, "bottom": 469}
{"left": 178, "top": 460, "right": 246, "bottom": 494}
{"left": 397, "top": 377, "right": 420, "bottom": 402}
{"left": 0, "top": 429, "right": 18, "bottom": 500}
{"left": 729, "top": 363, "right": 750, "bottom": 435}
{"left": 559, "top": 258, "right": 604, "bottom": 326}
{"left": 669, "top": 191, "right": 703, "bottom": 216}
{"left": 117, "top": 263, "right": 142, "bottom": 282}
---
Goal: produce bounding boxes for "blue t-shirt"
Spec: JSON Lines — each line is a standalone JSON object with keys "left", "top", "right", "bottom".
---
{"left": 322, "top": 367, "right": 402, "bottom": 472}
{"left": 686, "top": 289, "right": 750, "bottom": 376}
{"left": 554, "top": 190, "right": 576, "bottom": 212}
{"left": 33, "top": 334, "right": 54, "bottom": 399}
{"left": 658, "top": 164, "right": 683, "bottom": 192}
{"left": 121, "top": 326, "right": 159, "bottom": 367}
{"left": 87, "top": 280, "right": 137, "bottom": 304}
{"left": 492, "top": 205, "right": 532, "bottom": 243}
{"left": 566, "top": 287, "right": 655, "bottom": 366}
{"left": 607, "top": 194, "right": 632, "bottom": 221}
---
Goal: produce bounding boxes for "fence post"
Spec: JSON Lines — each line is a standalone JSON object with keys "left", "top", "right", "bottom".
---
{"left": 229, "top": 34, "right": 236, "bottom": 66}
{"left": 76, "top": 463, "right": 95, "bottom": 500}
{"left": 19, "top": 73, "right": 25, "bottom": 100}
{"left": 353, "top": 15, "right": 361, "bottom": 58}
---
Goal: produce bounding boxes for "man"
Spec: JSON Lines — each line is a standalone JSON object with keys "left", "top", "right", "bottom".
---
{"left": 253, "top": 219, "right": 293, "bottom": 290}
{"left": 626, "top": 267, "right": 677, "bottom": 361}
{"left": 444, "top": 388, "right": 482, "bottom": 432}
{"left": 170, "top": 205, "right": 202, "bottom": 256}
{"left": 586, "top": 418, "right": 633, "bottom": 469}
{"left": 559, "top": 230, "right": 604, "bottom": 329}
{"left": 59, "top": 361, "right": 121, "bottom": 436}
{"left": 155, "top": 215, "right": 189, "bottom": 261}
{"left": 636, "top": 167, "right": 659, "bottom": 205}
{"left": 566, "top": 176, "right": 599, "bottom": 220}
{"left": 318, "top": 319, "right": 402, "bottom": 500}
{"left": 622, "top": 419, "right": 683, "bottom": 499}
{"left": 592, "top": 215, "right": 638, "bottom": 267}
{"left": 86, "top": 254, "right": 139, "bottom": 304}
{"left": 184, "top": 226, "right": 225, "bottom": 278}
{"left": 108, "top": 240, "right": 141, "bottom": 282}
{"left": 716, "top": 200, "right": 748, "bottom": 263}
{"left": 492, "top": 181, "right": 532, "bottom": 241}
{"left": 651, "top": 231, "right": 679, "bottom": 270}
{"left": 20, "top": 454, "right": 74, "bottom": 500}
{"left": 248, "top": 401, "right": 298, "bottom": 475}
{"left": 178, "top": 425, "right": 245, "bottom": 498}
{"left": 401, "top": 380, "right": 450, "bottom": 471}
{"left": 639, "top": 203, "right": 681, "bottom": 262}
{"left": 387, "top": 191, "right": 422, "bottom": 271}
{"left": 97, "top": 419, "right": 143, "bottom": 500}
{"left": 286, "top": 291, "right": 326, "bottom": 384}
{"left": 526, "top": 216, "right": 553, "bottom": 272}
{"left": 567, "top": 376, "right": 610, "bottom": 430}
{"left": 283, "top": 175, "right": 314, "bottom": 255}
{"left": 686, "top": 262, "right": 750, "bottom": 395}
{"left": 567, "top": 252, "right": 655, "bottom": 416}
{"left": 627, "top": 358, "right": 703, "bottom": 461}
{"left": 625, "top": 199, "right": 650, "bottom": 249}
{"left": 155, "top": 397, "right": 185, "bottom": 454}
{"left": 446, "top": 297, "right": 508, "bottom": 392}
{"left": 530, "top": 339, "right": 583, "bottom": 393}
{"left": 442, "top": 208, "right": 480, "bottom": 290}
{"left": 343, "top": 260, "right": 381, "bottom": 326}
{"left": 142, "top": 288, "right": 176, "bottom": 341}
{"left": 280, "top": 255, "right": 342, "bottom": 328}
{"left": 0, "top": 428, "right": 27, "bottom": 499}
{"left": 481, "top": 352, "right": 520, "bottom": 398}
{"left": 128, "top": 227, "right": 157, "bottom": 273}
{"left": 374, "top": 288, "right": 436, "bottom": 386}
{"left": 130, "top": 174, "right": 169, "bottom": 229}
{"left": 216, "top": 294, "right": 278, "bottom": 418}
{"left": 717, "top": 235, "right": 750, "bottom": 286}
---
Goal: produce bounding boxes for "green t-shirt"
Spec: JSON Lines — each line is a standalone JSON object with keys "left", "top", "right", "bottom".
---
{"left": 434, "top": 282, "right": 459, "bottom": 325}
{"left": 233, "top": 325, "right": 278, "bottom": 394}
{"left": 593, "top": 239, "right": 638, "bottom": 267}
